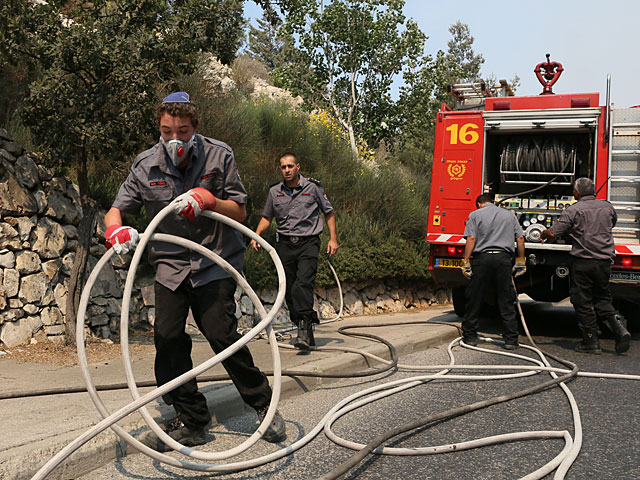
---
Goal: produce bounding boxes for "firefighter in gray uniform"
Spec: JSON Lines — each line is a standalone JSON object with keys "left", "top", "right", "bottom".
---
{"left": 250, "top": 152, "right": 339, "bottom": 349}
{"left": 462, "top": 194, "right": 527, "bottom": 349}
{"left": 104, "top": 92, "right": 285, "bottom": 451}
{"left": 542, "top": 177, "right": 630, "bottom": 354}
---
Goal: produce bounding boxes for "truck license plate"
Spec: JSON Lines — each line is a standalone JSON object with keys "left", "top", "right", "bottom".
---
{"left": 435, "top": 258, "right": 463, "bottom": 269}
{"left": 610, "top": 271, "right": 640, "bottom": 282}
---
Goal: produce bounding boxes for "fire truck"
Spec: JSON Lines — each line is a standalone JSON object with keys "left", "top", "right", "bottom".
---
{"left": 426, "top": 55, "right": 640, "bottom": 323}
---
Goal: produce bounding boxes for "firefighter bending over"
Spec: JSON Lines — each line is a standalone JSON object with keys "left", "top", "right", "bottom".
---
{"left": 461, "top": 194, "right": 526, "bottom": 349}
{"left": 541, "top": 177, "right": 630, "bottom": 354}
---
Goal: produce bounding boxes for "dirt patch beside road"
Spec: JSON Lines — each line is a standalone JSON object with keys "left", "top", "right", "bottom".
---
{"left": 0, "top": 333, "right": 155, "bottom": 366}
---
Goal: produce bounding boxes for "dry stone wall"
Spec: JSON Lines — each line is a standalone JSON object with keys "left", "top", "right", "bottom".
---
{"left": 233, "top": 279, "right": 451, "bottom": 331}
{"left": 0, "top": 129, "right": 450, "bottom": 349}
{"left": 0, "top": 129, "right": 153, "bottom": 348}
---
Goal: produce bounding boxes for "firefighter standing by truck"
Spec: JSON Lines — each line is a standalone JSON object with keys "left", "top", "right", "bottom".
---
{"left": 541, "top": 177, "right": 631, "bottom": 354}
{"left": 461, "top": 194, "right": 527, "bottom": 349}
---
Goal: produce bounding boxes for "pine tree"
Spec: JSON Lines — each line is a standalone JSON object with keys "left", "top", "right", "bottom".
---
{"left": 247, "top": 14, "right": 291, "bottom": 71}
{"left": 447, "top": 21, "right": 485, "bottom": 82}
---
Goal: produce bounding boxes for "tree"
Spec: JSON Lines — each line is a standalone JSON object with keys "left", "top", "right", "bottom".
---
{"left": 278, "top": 0, "right": 426, "bottom": 157}
{"left": 0, "top": 59, "right": 33, "bottom": 131}
{"left": 0, "top": 0, "right": 245, "bottom": 344}
{"left": 191, "top": 0, "right": 245, "bottom": 65}
{"left": 447, "top": 20, "right": 485, "bottom": 82}
{"left": 247, "top": 13, "right": 291, "bottom": 72}
{"left": 399, "top": 51, "right": 461, "bottom": 144}
{"left": 396, "top": 50, "right": 462, "bottom": 173}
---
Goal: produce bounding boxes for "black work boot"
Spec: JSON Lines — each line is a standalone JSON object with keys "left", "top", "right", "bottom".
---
{"left": 606, "top": 314, "right": 631, "bottom": 354}
{"left": 257, "top": 406, "right": 286, "bottom": 443}
{"left": 141, "top": 418, "right": 207, "bottom": 452}
{"left": 308, "top": 318, "right": 316, "bottom": 347}
{"left": 294, "top": 318, "right": 311, "bottom": 350}
{"left": 575, "top": 328, "right": 602, "bottom": 354}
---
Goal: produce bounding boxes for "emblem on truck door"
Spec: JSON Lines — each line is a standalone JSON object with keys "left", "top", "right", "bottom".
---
{"left": 446, "top": 160, "right": 467, "bottom": 180}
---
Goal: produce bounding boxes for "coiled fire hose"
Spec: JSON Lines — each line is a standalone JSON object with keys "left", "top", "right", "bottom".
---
{"left": 29, "top": 201, "right": 640, "bottom": 480}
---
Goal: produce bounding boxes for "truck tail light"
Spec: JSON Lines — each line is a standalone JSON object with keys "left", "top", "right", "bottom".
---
{"left": 613, "top": 255, "right": 640, "bottom": 269}
{"left": 430, "top": 244, "right": 464, "bottom": 257}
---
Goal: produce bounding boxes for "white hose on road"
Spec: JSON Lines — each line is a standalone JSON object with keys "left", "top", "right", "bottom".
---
{"left": 32, "top": 204, "right": 291, "bottom": 478}
{"left": 30, "top": 201, "right": 640, "bottom": 479}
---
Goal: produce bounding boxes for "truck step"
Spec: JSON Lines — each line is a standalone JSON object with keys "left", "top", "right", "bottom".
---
{"left": 610, "top": 176, "right": 640, "bottom": 183}
{"left": 612, "top": 129, "right": 640, "bottom": 136}
{"left": 612, "top": 123, "right": 640, "bottom": 128}
{"left": 611, "top": 149, "right": 640, "bottom": 155}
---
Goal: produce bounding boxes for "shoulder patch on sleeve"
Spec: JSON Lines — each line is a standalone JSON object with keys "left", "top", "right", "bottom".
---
{"left": 201, "top": 136, "right": 233, "bottom": 154}
{"left": 307, "top": 177, "right": 322, "bottom": 187}
{"left": 132, "top": 144, "right": 158, "bottom": 168}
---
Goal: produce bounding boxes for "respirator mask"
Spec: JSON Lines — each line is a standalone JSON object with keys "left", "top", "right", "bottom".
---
{"left": 161, "top": 135, "right": 196, "bottom": 167}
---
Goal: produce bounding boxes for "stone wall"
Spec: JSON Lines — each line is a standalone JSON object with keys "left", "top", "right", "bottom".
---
{"left": 231, "top": 279, "right": 451, "bottom": 332}
{"left": 0, "top": 129, "right": 154, "bottom": 348}
{"left": 0, "top": 130, "right": 450, "bottom": 349}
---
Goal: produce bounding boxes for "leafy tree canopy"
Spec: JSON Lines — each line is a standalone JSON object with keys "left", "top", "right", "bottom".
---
{"left": 398, "top": 50, "right": 462, "bottom": 153}
{"left": 0, "top": 0, "right": 244, "bottom": 199}
{"left": 276, "top": 0, "right": 426, "bottom": 157}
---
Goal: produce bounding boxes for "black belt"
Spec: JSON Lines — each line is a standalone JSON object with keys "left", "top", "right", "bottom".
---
{"left": 277, "top": 233, "right": 318, "bottom": 244}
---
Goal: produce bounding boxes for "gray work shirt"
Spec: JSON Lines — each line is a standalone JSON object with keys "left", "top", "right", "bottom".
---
{"left": 549, "top": 195, "right": 617, "bottom": 260}
{"left": 263, "top": 174, "right": 333, "bottom": 236}
{"left": 112, "top": 134, "right": 247, "bottom": 290}
{"left": 464, "top": 203, "right": 524, "bottom": 254}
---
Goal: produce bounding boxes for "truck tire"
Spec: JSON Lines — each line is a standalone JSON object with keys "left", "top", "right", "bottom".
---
{"left": 452, "top": 287, "right": 466, "bottom": 317}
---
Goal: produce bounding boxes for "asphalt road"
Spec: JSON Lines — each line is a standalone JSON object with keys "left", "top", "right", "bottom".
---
{"left": 79, "top": 300, "right": 640, "bottom": 480}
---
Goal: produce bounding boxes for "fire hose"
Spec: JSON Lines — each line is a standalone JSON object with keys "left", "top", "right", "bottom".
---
{"left": 29, "top": 201, "right": 640, "bottom": 479}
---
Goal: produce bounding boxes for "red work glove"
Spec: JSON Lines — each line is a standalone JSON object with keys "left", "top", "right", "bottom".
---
{"left": 104, "top": 225, "right": 139, "bottom": 255}
{"left": 173, "top": 188, "right": 216, "bottom": 221}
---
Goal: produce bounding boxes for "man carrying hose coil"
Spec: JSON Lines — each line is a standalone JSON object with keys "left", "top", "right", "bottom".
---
{"left": 461, "top": 194, "right": 526, "bottom": 349}
{"left": 104, "top": 92, "right": 285, "bottom": 451}
{"left": 541, "top": 177, "right": 630, "bottom": 354}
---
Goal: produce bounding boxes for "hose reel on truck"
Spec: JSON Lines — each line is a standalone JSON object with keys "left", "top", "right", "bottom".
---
{"left": 483, "top": 108, "right": 601, "bottom": 248}
{"left": 426, "top": 55, "right": 635, "bottom": 311}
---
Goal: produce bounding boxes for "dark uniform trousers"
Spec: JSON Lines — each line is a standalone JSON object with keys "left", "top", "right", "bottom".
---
{"left": 463, "top": 252, "right": 519, "bottom": 343}
{"left": 153, "top": 277, "right": 271, "bottom": 428}
{"left": 569, "top": 257, "right": 617, "bottom": 331}
{"left": 276, "top": 235, "right": 321, "bottom": 325}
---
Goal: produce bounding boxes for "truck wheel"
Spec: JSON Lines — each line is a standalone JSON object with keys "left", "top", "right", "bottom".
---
{"left": 452, "top": 287, "right": 466, "bottom": 318}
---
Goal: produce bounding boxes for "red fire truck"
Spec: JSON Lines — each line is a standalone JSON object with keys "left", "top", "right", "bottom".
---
{"left": 426, "top": 56, "right": 640, "bottom": 323}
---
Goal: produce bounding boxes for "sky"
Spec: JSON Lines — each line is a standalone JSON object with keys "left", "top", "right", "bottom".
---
{"left": 244, "top": 0, "right": 640, "bottom": 108}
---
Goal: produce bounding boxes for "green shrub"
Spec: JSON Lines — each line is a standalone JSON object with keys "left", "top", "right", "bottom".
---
{"left": 177, "top": 73, "right": 434, "bottom": 289}
{"left": 231, "top": 55, "right": 270, "bottom": 94}
{"left": 244, "top": 213, "right": 431, "bottom": 289}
